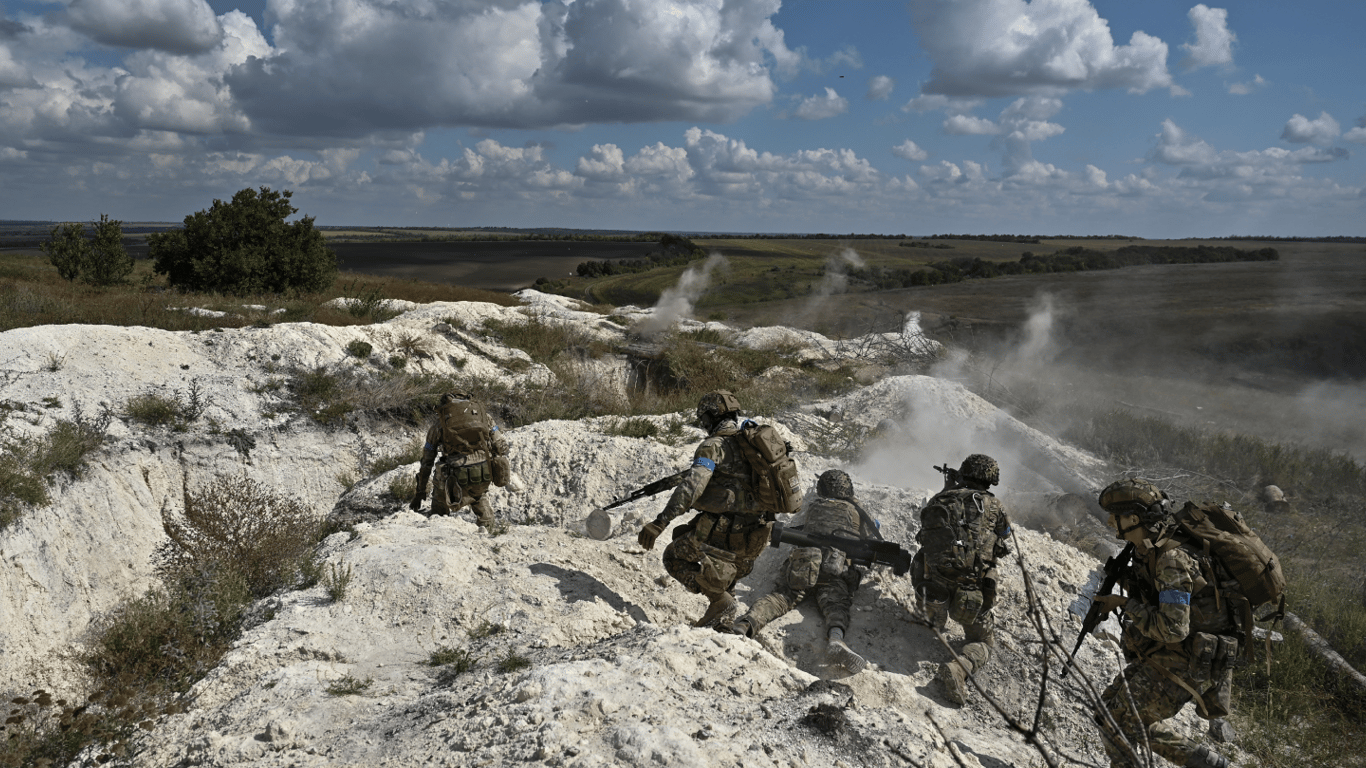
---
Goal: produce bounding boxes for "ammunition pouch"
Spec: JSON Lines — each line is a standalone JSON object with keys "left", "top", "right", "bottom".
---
{"left": 949, "top": 588, "right": 985, "bottom": 627}
{"left": 820, "top": 548, "right": 848, "bottom": 580}
{"left": 786, "top": 547, "right": 822, "bottom": 591}
{"left": 490, "top": 455, "right": 511, "bottom": 487}
{"left": 445, "top": 458, "right": 493, "bottom": 488}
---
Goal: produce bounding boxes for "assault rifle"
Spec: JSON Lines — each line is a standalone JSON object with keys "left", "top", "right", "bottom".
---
{"left": 770, "top": 521, "right": 913, "bottom": 576}
{"left": 933, "top": 462, "right": 962, "bottom": 489}
{"left": 1062, "top": 542, "right": 1136, "bottom": 677}
{"left": 602, "top": 470, "right": 687, "bottom": 511}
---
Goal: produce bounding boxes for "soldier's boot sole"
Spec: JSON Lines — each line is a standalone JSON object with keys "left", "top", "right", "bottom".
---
{"left": 1184, "top": 744, "right": 1234, "bottom": 768}
{"left": 827, "top": 640, "right": 867, "bottom": 674}
{"left": 936, "top": 659, "right": 970, "bottom": 706}
{"left": 694, "top": 593, "right": 738, "bottom": 629}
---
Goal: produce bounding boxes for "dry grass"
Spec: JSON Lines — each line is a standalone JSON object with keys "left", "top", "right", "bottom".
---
{"left": 0, "top": 250, "right": 517, "bottom": 334}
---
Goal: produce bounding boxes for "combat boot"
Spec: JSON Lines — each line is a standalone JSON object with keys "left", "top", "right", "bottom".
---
{"left": 936, "top": 658, "right": 970, "bottom": 706}
{"left": 694, "top": 592, "right": 737, "bottom": 629}
{"left": 826, "top": 628, "right": 867, "bottom": 674}
{"left": 1185, "top": 744, "right": 1235, "bottom": 768}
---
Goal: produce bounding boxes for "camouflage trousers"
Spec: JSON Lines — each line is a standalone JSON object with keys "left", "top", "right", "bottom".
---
{"left": 742, "top": 569, "right": 857, "bottom": 636}
{"left": 662, "top": 512, "right": 772, "bottom": 599}
{"left": 911, "top": 551, "right": 997, "bottom": 646}
{"left": 431, "top": 464, "right": 494, "bottom": 527}
{"left": 1099, "top": 660, "right": 1233, "bottom": 768}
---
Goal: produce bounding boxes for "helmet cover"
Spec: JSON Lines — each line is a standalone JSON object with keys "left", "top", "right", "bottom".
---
{"left": 816, "top": 469, "right": 856, "bottom": 501}
{"left": 958, "top": 454, "right": 1000, "bottom": 487}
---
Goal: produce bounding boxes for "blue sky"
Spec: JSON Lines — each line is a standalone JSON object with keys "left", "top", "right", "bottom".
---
{"left": 1, "top": 0, "right": 1363, "bottom": 236}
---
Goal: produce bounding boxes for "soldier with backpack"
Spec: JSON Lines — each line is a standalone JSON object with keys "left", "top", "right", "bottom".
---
{"left": 410, "top": 392, "right": 516, "bottom": 528}
{"left": 1090, "top": 478, "right": 1283, "bottom": 768}
{"left": 637, "top": 390, "right": 802, "bottom": 630}
{"left": 730, "top": 469, "right": 877, "bottom": 674}
{"left": 912, "top": 454, "right": 1012, "bottom": 706}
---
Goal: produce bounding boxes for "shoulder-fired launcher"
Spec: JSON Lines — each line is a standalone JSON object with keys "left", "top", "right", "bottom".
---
{"left": 770, "top": 521, "right": 913, "bottom": 576}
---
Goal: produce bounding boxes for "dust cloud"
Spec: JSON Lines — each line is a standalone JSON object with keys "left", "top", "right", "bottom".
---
{"left": 635, "top": 252, "right": 729, "bottom": 336}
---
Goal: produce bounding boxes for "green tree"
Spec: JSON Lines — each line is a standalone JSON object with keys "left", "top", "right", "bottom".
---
{"left": 85, "top": 214, "right": 134, "bottom": 286}
{"left": 148, "top": 187, "right": 338, "bottom": 295}
{"left": 40, "top": 221, "right": 89, "bottom": 282}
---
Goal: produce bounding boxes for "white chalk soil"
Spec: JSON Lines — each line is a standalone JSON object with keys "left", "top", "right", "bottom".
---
{"left": 0, "top": 292, "right": 1225, "bottom": 767}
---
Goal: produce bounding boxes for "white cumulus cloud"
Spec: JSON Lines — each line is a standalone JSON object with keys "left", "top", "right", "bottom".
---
{"left": 867, "top": 75, "right": 895, "bottom": 101}
{"left": 1181, "top": 5, "right": 1236, "bottom": 69}
{"left": 1228, "top": 74, "right": 1265, "bottom": 95}
{"left": 944, "top": 115, "right": 1000, "bottom": 135}
{"left": 907, "top": 0, "right": 1173, "bottom": 97}
{"left": 893, "top": 139, "right": 928, "bottom": 161}
{"left": 1281, "top": 112, "right": 1341, "bottom": 146}
{"left": 794, "top": 88, "right": 849, "bottom": 120}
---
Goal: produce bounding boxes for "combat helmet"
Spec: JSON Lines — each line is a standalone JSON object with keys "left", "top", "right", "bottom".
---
{"left": 696, "top": 390, "right": 741, "bottom": 431}
{"left": 816, "top": 469, "right": 856, "bottom": 501}
{"left": 1098, "top": 478, "right": 1169, "bottom": 524}
{"left": 958, "top": 454, "right": 999, "bottom": 488}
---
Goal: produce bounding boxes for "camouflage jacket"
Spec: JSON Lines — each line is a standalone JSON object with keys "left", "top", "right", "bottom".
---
{"left": 657, "top": 418, "right": 760, "bottom": 525}
{"left": 1120, "top": 540, "right": 1240, "bottom": 649}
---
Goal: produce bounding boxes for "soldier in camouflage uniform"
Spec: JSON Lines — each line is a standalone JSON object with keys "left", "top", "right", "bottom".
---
{"left": 637, "top": 391, "right": 777, "bottom": 629}
{"left": 730, "top": 469, "right": 874, "bottom": 673}
{"left": 411, "top": 392, "right": 511, "bottom": 529}
{"left": 1092, "top": 478, "right": 1242, "bottom": 768}
{"left": 912, "top": 453, "right": 1012, "bottom": 706}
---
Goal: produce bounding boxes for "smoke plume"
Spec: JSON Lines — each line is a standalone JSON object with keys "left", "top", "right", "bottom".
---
{"left": 635, "top": 253, "right": 729, "bottom": 336}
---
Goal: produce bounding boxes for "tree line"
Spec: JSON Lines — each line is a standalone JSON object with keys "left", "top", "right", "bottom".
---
{"left": 848, "top": 244, "right": 1280, "bottom": 289}
{"left": 572, "top": 234, "right": 707, "bottom": 278}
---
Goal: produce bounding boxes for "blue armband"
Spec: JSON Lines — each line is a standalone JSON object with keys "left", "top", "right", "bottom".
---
{"left": 492, "top": 425, "right": 500, "bottom": 432}
{"left": 693, "top": 457, "right": 716, "bottom": 471}
{"left": 1158, "top": 590, "right": 1190, "bottom": 605}
{"left": 423, "top": 441, "right": 437, "bottom": 452}
{"left": 1001, "top": 525, "right": 1012, "bottom": 536}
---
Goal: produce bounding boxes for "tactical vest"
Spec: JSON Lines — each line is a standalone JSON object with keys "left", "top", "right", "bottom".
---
{"left": 734, "top": 420, "right": 802, "bottom": 516}
{"left": 916, "top": 488, "right": 1003, "bottom": 583}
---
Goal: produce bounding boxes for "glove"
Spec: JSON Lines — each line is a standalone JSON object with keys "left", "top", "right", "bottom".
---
{"left": 637, "top": 521, "right": 665, "bottom": 550}
{"left": 409, "top": 493, "right": 424, "bottom": 512}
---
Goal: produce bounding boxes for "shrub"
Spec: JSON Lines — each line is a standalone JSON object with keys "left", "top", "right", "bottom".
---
{"left": 156, "top": 475, "right": 321, "bottom": 600}
{"left": 36, "top": 215, "right": 131, "bottom": 286}
{"left": 0, "top": 405, "right": 111, "bottom": 531}
{"left": 148, "top": 186, "right": 337, "bottom": 295}
{"left": 602, "top": 417, "right": 660, "bottom": 439}
{"left": 496, "top": 651, "right": 532, "bottom": 673}
{"left": 345, "top": 339, "right": 373, "bottom": 359}
{"left": 387, "top": 474, "right": 417, "bottom": 503}
{"left": 323, "top": 562, "right": 354, "bottom": 603}
{"left": 40, "top": 222, "right": 89, "bottom": 282}
{"left": 122, "top": 381, "right": 210, "bottom": 430}
{"left": 85, "top": 214, "right": 134, "bottom": 287}
{"left": 324, "top": 675, "right": 372, "bottom": 696}
{"left": 468, "top": 620, "right": 502, "bottom": 640}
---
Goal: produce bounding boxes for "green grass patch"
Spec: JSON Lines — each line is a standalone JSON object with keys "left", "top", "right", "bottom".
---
{"left": 324, "top": 675, "right": 373, "bottom": 697}
{"left": 496, "top": 651, "right": 532, "bottom": 674}
{"left": 0, "top": 406, "right": 111, "bottom": 531}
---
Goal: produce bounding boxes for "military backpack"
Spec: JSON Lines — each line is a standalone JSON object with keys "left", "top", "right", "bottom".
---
{"left": 437, "top": 399, "right": 494, "bottom": 458}
{"left": 1173, "top": 501, "right": 1286, "bottom": 621}
{"left": 916, "top": 488, "right": 1003, "bottom": 582}
{"left": 735, "top": 420, "right": 803, "bottom": 517}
